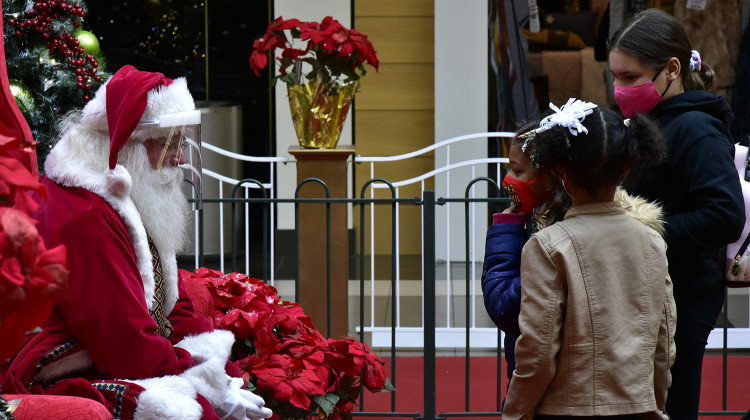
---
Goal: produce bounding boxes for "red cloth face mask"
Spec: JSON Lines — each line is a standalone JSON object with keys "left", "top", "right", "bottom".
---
{"left": 502, "top": 172, "right": 550, "bottom": 212}
{"left": 614, "top": 69, "right": 671, "bottom": 117}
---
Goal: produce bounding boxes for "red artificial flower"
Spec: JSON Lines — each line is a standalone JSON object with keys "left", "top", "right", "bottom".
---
{"left": 267, "top": 16, "right": 303, "bottom": 33}
{"left": 325, "top": 337, "right": 387, "bottom": 391}
{"left": 249, "top": 51, "right": 268, "bottom": 76}
{"left": 183, "top": 266, "right": 391, "bottom": 418}
{"left": 248, "top": 15, "right": 379, "bottom": 89}
{"left": 0, "top": 154, "right": 45, "bottom": 213}
{"left": 350, "top": 30, "right": 379, "bottom": 70}
{"left": 251, "top": 353, "right": 327, "bottom": 410}
{"left": 0, "top": 208, "right": 69, "bottom": 360}
{"left": 217, "top": 308, "right": 260, "bottom": 338}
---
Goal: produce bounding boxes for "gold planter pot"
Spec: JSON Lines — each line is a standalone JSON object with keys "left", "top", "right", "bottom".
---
{"left": 287, "top": 79, "right": 356, "bottom": 149}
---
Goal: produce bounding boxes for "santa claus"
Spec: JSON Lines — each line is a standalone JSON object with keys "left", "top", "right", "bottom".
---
{"left": 1, "top": 65, "right": 272, "bottom": 420}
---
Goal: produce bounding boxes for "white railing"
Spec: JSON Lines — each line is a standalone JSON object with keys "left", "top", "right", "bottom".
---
{"left": 191, "top": 141, "right": 289, "bottom": 280}
{"left": 353, "top": 132, "right": 512, "bottom": 347}
{"left": 191, "top": 134, "right": 750, "bottom": 350}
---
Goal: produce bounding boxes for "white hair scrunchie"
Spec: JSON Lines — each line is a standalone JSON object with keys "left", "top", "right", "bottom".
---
{"left": 537, "top": 98, "right": 598, "bottom": 137}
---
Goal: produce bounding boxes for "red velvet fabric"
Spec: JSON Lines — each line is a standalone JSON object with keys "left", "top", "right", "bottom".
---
{"left": 3, "top": 394, "right": 112, "bottom": 419}
{"left": 2, "top": 181, "right": 218, "bottom": 419}
{"left": 0, "top": 2, "right": 38, "bottom": 175}
{"left": 4, "top": 181, "right": 198, "bottom": 384}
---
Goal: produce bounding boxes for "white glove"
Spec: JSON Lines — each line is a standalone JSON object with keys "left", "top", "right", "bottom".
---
{"left": 216, "top": 377, "right": 273, "bottom": 420}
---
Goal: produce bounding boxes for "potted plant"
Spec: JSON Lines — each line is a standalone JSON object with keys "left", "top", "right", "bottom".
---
{"left": 182, "top": 268, "right": 394, "bottom": 420}
{"left": 249, "top": 16, "right": 379, "bottom": 149}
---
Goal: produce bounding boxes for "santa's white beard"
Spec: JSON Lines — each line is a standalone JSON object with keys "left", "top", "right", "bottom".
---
{"left": 121, "top": 145, "right": 191, "bottom": 254}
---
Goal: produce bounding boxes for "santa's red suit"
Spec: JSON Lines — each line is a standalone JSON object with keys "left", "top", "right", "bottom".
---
{"left": 2, "top": 68, "right": 240, "bottom": 420}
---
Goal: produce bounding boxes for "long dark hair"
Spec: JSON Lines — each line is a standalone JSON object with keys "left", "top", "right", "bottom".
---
{"left": 531, "top": 107, "right": 666, "bottom": 198}
{"left": 607, "top": 8, "right": 714, "bottom": 91}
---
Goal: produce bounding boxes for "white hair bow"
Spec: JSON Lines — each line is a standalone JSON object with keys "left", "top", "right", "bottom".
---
{"left": 537, "top": 98, "right": 598, "bottom": 137}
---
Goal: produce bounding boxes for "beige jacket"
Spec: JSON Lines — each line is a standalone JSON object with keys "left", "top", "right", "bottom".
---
{"left": 501, "top": 200, "right": 676, "bottom": 419}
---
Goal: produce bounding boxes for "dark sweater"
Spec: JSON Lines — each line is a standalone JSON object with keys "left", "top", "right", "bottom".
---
{"left": 624, "top": 90, "right": 745, "bottom": 298}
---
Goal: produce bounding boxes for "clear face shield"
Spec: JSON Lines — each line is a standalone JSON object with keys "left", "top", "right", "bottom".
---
{"left": 135, "top": 110, "right": 203, "bottom": 210}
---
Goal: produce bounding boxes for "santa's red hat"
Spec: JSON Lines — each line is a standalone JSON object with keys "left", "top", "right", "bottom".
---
{"left": 80, "top": 65, "right": 196, "bottom": 169}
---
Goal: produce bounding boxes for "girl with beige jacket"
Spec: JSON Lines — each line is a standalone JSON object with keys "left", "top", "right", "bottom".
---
{"left": 501, "top": 99, "right": 676, "bottom": 420}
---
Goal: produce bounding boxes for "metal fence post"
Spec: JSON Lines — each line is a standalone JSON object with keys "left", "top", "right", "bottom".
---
{"left": 423, "top": 190, "right": 436, "bottom": 420}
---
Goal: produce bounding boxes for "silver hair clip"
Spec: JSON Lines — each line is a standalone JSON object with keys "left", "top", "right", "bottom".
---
{"left": 518, "top": 128, "right": 539, "bottom": 167}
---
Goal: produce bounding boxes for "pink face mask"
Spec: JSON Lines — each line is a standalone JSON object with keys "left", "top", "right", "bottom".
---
{"left": 614, "top": 69, "right": 672, "bottom": 117}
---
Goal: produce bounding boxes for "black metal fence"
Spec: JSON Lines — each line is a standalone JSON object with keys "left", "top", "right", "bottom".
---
{"left": 191, "top": 177, "right": 747, "bottom": 420}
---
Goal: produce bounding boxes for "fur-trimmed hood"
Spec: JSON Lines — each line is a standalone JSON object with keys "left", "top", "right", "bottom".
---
{"left": 535, "top": 188, "right": 665, "bottom": 236}
{"left": 615, "top": 187, "right": 666, "bottom": 237}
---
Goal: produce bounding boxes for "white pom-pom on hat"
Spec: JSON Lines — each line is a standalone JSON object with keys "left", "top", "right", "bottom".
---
{"left": 106, "top": 165, "right": 132, "bottom": 198}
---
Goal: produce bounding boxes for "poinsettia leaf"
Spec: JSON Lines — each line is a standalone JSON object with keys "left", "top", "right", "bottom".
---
{"left": 379, "top": 376, "right": 396, "bottom": 392}
{"left": 280, "top": 74, "right": 297, "bottom": 86}
{"left": 278, "top": 57, "right": 293, "bottom": 69}
{"left": 311, "top": 392, "right": 339, "bottom": 417}
{"left": 288, "top": 388, "right": 312, "bottom": 410}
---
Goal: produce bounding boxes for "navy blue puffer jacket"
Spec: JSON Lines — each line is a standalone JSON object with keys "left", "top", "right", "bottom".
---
{"left": 481, "top": 220, "right": 529, "bottom": 381}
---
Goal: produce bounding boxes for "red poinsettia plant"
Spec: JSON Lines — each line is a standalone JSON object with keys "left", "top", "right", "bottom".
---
{"left": 182, "top": 267, "right": 394, "bottom": 420}
{"left": 0, "top": 136, "right": 69, "bottom": 361}
{"left": 249, "top": 16, "right": 379, "bottom": 90}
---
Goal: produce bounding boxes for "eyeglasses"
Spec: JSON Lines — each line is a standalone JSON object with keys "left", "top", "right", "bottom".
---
{"left": 145, "top": 131, "right": 190, "bottom": 169}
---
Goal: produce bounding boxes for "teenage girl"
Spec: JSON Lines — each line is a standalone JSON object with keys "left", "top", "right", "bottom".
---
{"left": 500, "top": 99, "right": 676, "bottom": 420}
{"left": 608, "top": 9, "right": 745, "bottom": 419}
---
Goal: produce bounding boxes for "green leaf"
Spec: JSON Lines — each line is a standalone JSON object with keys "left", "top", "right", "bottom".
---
{"left": 380, "top": 376, "right": 396, "bottom": 392}
{"left": 244, "top": 381, "right": 258, "bottom": 393}
{"left": 311, "top": 393, "right": 340, "bottom": 418}
{"left": 279, "top": 74, "right": 298, "bottom": 86}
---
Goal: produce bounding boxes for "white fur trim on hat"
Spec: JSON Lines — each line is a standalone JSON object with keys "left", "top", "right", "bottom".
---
{"left": 81, "top": 76, "right": 195, "bottom": 133}
{"left": 141, "top": 78, "right": 195, "bottom": 120}
{"left": 79, "top": 79, "right": 111, "bottom": 131}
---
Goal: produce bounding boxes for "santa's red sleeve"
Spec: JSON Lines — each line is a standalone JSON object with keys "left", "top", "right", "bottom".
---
{"left": 56, "top": 207, "right": 197, "bottom": 379}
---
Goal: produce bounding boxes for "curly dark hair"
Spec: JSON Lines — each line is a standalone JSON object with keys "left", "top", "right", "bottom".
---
{"left": 510, "top": 121, "right": 571, "bottom": 228}
{"left": 530, "top": 107, "right": 666, "bottom": 198}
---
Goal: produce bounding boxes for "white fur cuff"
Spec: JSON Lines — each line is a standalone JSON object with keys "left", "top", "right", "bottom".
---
{"left": 132, "top": 376, "right": 202, "bottom": 420}
{"left": 175, "top": 329, "right": 235, "bottom": 364}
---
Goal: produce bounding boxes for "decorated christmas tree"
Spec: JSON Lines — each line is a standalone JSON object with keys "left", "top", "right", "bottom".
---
{"left": 2, "top": 0, "right": 109, "bottom": 169}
